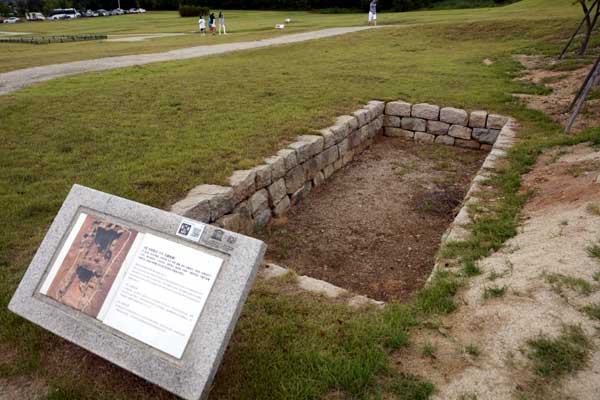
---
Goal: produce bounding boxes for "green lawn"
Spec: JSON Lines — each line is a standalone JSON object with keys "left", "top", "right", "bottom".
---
{"left": 1, "top": 0, "right": 598, "bottom": 398}
{"left": 0, "top": 1, "right": 580, "bottom": 72}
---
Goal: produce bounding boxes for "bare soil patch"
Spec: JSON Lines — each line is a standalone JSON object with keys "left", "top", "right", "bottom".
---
{"left": 259, "top": 137, "right": 486, "bottom": 302}
{"left": 426, "top": 144, "right": 600, "bottom": 400}
{"left": 513, "top": 55, "right": 600, "bottom": 132}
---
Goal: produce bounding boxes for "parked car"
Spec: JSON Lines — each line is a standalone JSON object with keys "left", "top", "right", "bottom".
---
{"left": 48, "top": 8, "right": 80, "bottom": 20}
{"left": 110, "top": 8, "right": 124, "bottom": 15}
{"left": 26, "top": 12, "right": 45, "bottom": 21}
{"left": 137, "top": 8, "right": 146, "bottom": 13}
{"left": 3, "top": 17, "right": 21, "bottom": 23}
{"left": 96, "top": 9, "right": 109, "bottom": 16}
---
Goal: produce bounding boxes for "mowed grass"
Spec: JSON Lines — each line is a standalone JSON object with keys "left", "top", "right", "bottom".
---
{"left": 1, "top": 0, "right": 599, "bottom": 398}
{"left": 0, "top": 0, "right": 580, "bottom": 72}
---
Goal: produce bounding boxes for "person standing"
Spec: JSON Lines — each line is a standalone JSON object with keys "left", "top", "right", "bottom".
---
{"left": 209, "top": 12, "right": 216, "bottom": 34}
{"left": 368, "top": 0, "right": 377, "bottom": 26}
{"left": 198, "top": 14, "right": 206, "bottom": 35}
{"left": 218, "top": 11, "right": 226, "bottom": 35}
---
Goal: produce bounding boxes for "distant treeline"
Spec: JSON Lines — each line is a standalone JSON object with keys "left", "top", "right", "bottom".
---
{"left": 3, "top": 0, "right": 512, "bottom": 16}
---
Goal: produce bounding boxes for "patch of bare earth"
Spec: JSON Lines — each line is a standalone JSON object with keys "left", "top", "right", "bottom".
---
{"left": 513, "top": 55, "right": 600, "bottom": 132}
{"left": 416, "top": 144, "right": 600, "bottom": 400}
{"left": 259, "top": 136, "right": 486, "bottom": 302}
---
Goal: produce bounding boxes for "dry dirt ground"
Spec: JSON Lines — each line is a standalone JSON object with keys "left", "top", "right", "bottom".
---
{"left": 259, "top": 136, "right": 486, "bottom": 302}
{"left": 513, "top": 54, "right": 600, "bottom": 132}
{"left": 396, "top": 144, "right": 600, "bottom": 400}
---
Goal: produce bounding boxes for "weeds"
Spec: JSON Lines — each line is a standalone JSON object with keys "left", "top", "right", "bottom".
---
{"left": 526, "top": 325, "right": 591, "bottom": 379}
{"left": 464, "top": 343, "right": 481, "bottom": 357}
{"left": 483, "top": 285, "right": 507, "bottom": 299}
{"left": 545, "top": 273, "right": 594, "bottom": 296}
{"left": 582, "top": 303, "right": 600, "bottom": 320}
{"left": 421, "top": 342, "right": 437, "bottom": 358}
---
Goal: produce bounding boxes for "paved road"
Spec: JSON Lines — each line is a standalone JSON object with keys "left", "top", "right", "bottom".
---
{"left": 0, "top": 26, "right": 375, "bottom": 95}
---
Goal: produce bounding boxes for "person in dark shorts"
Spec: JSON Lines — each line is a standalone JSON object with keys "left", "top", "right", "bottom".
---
{"left": 209, "top": 12, "right": 216, "bottom": 34}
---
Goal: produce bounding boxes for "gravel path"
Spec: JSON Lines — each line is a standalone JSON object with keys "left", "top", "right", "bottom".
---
{"left": 0, "top": 26, "right": 374, "bottom": 95}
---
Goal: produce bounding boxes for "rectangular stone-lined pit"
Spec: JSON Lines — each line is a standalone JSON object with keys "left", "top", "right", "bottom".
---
{"left": 171, "top": 100, "right": 509, "bottom": 238}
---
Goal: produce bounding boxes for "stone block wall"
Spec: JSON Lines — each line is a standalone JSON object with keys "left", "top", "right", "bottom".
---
{"left": 383, "top": 101, "right": 509, "bottom": 151}
{"left": 171, "top": 100, "right": 509, "bottom": 234}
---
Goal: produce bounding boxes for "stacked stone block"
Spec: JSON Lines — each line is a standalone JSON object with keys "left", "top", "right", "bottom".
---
{"left": 383, "top": 101, "right": 508, "bottom": 151}
{"left": 171, "top": 99, "right": 508, "bottom": 235}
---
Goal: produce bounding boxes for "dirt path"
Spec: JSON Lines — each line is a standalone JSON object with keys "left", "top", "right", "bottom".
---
{"left": 260, "top": 137, "right": 486, "bottom": 302}
{"left": 0, "top": 26, "right": 375, "bottom": 95}
{"left": 401, "top": 144, "right": 600, "bottom": 399}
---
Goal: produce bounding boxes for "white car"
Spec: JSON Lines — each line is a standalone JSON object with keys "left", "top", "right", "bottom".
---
{"left": 3, "top": 17, "right": 20, "bottom": 23}
{"left": 48, "top": 8, "right": 80, "bottom": 20}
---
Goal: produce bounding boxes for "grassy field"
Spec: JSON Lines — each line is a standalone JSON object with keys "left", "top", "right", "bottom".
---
{"left": 1, "top": 0, "right": 599, "bottom": 398}
{"left": 0, "top": 1, "right": 580, "bottom": 72}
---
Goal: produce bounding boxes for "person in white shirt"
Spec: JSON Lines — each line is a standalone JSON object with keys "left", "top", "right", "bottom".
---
{"left": 198, "top": 15, "right": 206, "bottom": 35}
{"left": 368, "top": 0, "right": 377, "bottom": 26}
{"left": 218, "top": 11, "right": 226, "bottom": 35}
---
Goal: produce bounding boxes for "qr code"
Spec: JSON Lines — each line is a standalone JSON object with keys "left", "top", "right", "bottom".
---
{"left": 177, "top": 223, "right": 192, "bottom": 236}
{"left": 190, "top": 227, "right": 203, "bottom": 239}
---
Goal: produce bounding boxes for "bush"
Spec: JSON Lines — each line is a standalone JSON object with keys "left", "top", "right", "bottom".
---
{"left": 178, "top": 4, "right": 209, "bottom": 17}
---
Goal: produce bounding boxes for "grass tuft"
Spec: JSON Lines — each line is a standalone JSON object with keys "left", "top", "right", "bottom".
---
{"left": 582, "top": 303, "right": 600, "bottom": 320}
{"left": 545, "top": 273, "right": 594, "bottom": 296}
{"left": 526, "top": 325, "right": 591, "bottom": 379}
{"left": 386, "top": 372, "right": 435, "bottom": 400}
{"left": 414, "top": 271, "right": 461, "bottom": 315}
{"left": 483, "top": 285, "right": 507, "bottom": 299}
{"left": 464, "top": 343, "right": 481, "bottom": 357}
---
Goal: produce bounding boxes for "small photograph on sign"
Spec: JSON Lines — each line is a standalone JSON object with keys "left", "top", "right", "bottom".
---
{"left": 40, "top": 213, "right": 138, "bottom": 318}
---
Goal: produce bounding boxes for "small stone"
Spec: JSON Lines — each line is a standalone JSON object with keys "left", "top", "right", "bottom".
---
{"left": 215, "top": 213, "right": 241, "bottom": 232}
{"left": 264, "top": 155, "right": 286, "bottom": 179}
{"left": 323, "top": 164, "right": 335, "bottom": 179}
{"left": 440, "top": 107, "right": 468, "bottom": 125}
{"left": 304, "top": 155, "right": 323, "bottom": 181}
{"left": 277, "top": 148, "right": 298, "bottom": 171}
{"left": 321, "top": 145, "right": 339, "bottom": 166}
{"left": 454, "top": 139, "right": 480, "bottom": 149}
{"left": 402, "top": 117, "right": 426, "bottom": 132}
{"left": 427, "top": 120, "right": 450, "bottom": 135}
{"left": 298, "top": 135, "right": 324, "bottom": 158}
{"left": 469, "top": 110, "right": 488, "bottom": 128}
{"left": 313, "top": 171, "right": 325, "bottom": 187}
{"left": 333, "top": 158, "right": 343, "bottom": 171}
{"left": 288, "top": 140, "right": 312, "bottom": 163}
{"left": 353, "top": 108, "right": 370, "bottom": 127}
{"left": 171, "top": 184, "right": 234, "bottom": 222}
{"left": 337, "top": 138, "right": 350, "bottom": 156}
{"left": 385, "top": 127, "right": 414, "bottom": 139}
{"left": 373, "top": 115, "right": 384, "bottom": 134}
{"left": 448, "top": 125, "right": 472, "bottom": 140}
{"left": 297, "top": 275, "right": 347, "bottom": 298}
{"left": 228, "top": 170, "right": 256, "bottom": 205}
{"left": 411, "top": 103, "right": 440, "bottom": 120}
{"left": 414, "top": 132, "right": 435, "bottom": 144}
{"left": 366, "top": 100, "right": 385, "bottom": 120}
{"left": 487, "top": 114, "right": 509, "bottom": 129}
{"left": 248, "top": 189, "right": 269, "bottom": 217}
{"left": 267, "top": 178, "right": 286, "bottom": 205}
{"left": 385, "top": 100, "right": 411, "bottom": 117}
{"left": 349, "top": 129, "right": 362, "bottom": 148}
{"left": 233, "top": 200, "right": 254, "bottom": 234}
{"left": 290, "top": 186, "right": 305, "bottom": 205}
{"left": 384, "top": 115, "right": 401, "bottom": 128}
{"left": 472, "top": 128, "right": 500, "bottom": 145}
{"left": 285, "top": 165, "right": 305, "bottom": 194}
{"left": 254, "top": 209, "right": 271, "bottom": 230}
{"left": 319, "top": 128, "right": 336, "bottom": 149}
{"left": 252, "top": 164, "right": 272, "bottom": 189}
{"left": 342, "top": 149, "right": 354, "bottom": 165}
{"left": 435, "top": 135, "right": 455, "bottom": 146}
{"left": 273, "top": 196, "right": 291, "bottom": 217}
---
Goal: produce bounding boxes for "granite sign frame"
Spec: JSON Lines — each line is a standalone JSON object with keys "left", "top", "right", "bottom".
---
{"left": 9, "top": 184, "right": 266, "bottom": 400}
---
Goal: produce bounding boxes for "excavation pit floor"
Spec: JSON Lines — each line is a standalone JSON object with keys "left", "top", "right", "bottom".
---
{"left": 259, "top": 136, "right": 487, "bottom": 302}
